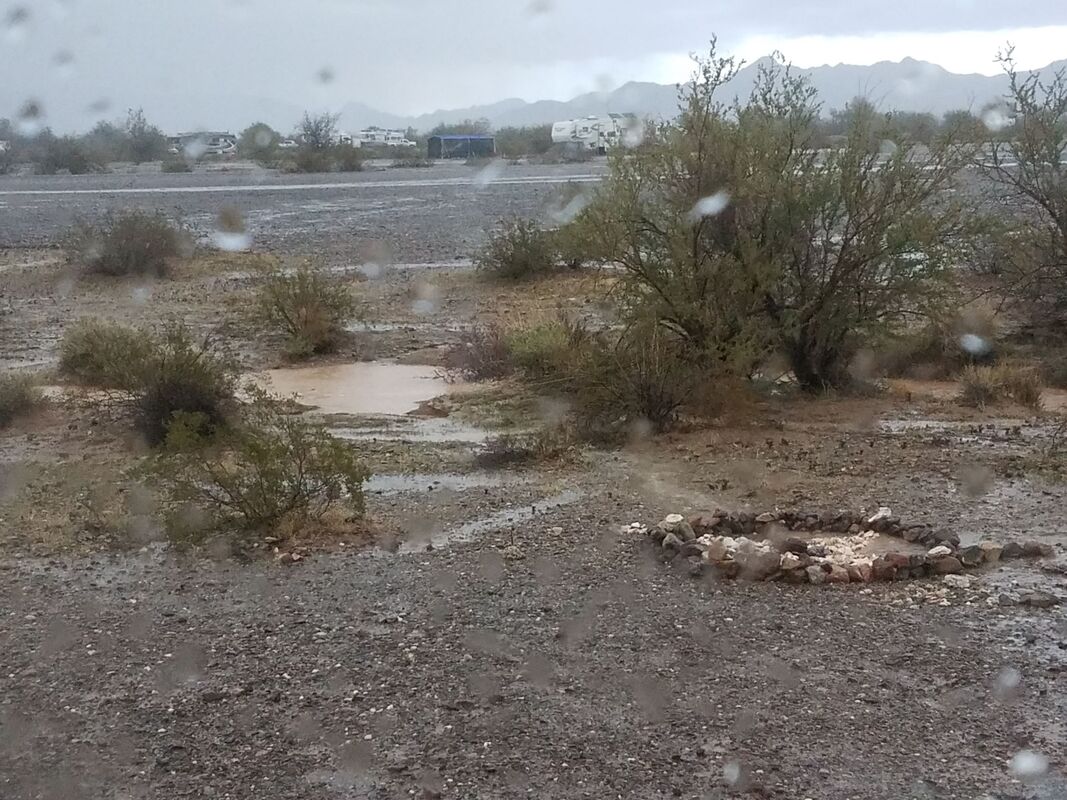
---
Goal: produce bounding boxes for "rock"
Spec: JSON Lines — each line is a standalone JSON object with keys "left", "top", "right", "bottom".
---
{"left": 501, "top": 545, "right": 525, "bottom": 562}
{"left": 1022, "top": 540, "right": 1054, "bottom": 558}
{"left": 868, "top": 506, "right": 892, "bottom": 525}
{"left": 806, "top": 565, "right": 828, "bottom": 585}
{"left": 686, "top": 556, "right": 706, "bottom": 578}
{"left": 929, "top": 529, "right": 960, "bottom": 548}
{"left": 956, "top": 545, "right": 985, "bottom": 568}
{"left": 807, "top": 544, "right": 829, "bottom": 558}
{"left": 871, "top": 557, "right": 897, "bottom": 581}
{"left": 997, "top": 593, "right": 1016, "bottom": 607}
{"left": 779, "top": 537, "right": 809, "bottom": 555}
{"left": 736, "top": 549, "right": 781, "bottom": 581}
{"left": 978, "top": 542, "right": 1003, "bottom": 564}
{"left": 675, "top": 522, "right": 697, "bottom": 542}
{"left": 826, "top": 565, "right": 850, "bottom": 584}
{"left": 1021, "top": 591, "right": 1061, "bottom": 609}
{"left": 680, "top": 541, "right": 705, "bottom": 558}
{"left": 1001, "top": 541, "right": 1025, "bottom": 560}
{"left": 661, "top": 532, "right": 684, "bottom": 551}
{"left": 703, "top": 537, "right": 731, "bottom": 563}
{"left": 884, "top": 553, "right": 912, "bottom": 570}
{"left": 942, "top": 574, "right": 973, "bottom": 590}
{"left": 927, "top": 545, "right": 953, "bottom": 558}
{"left": 649, "top": 525, "right": 667, "bottom": 544}
{"left": 847, "top": 563, "right": 873, "bottom": 583}
{"left": 902, "top": 526, "right": 925, "bottom": 543}
{"left": 779, "top": 552, "right": 805, "bottom": 571}
{"left": 661, "top": 514, "right": 685, "bottom": 533}
{"left": 755, "top": 512, "right": 777, "bottom": 524}
{"left": 931, "top": 556, "right": 963, "bottom": 575}
{"left": 782, "top": 568, "right": 810, "bottom": 584}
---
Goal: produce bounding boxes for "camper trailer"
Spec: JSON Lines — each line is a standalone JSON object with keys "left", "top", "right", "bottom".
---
{"left": 550, "top": 113, "right": 637, "bottom": 154}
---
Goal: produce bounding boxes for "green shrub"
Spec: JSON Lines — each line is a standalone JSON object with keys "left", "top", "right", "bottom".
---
{"left": 153, "top": 390, "right": 369, "bottom": 535}
{"left": 58, "top": 319, "right": 235, "bottom": 445}
{"left": 254, "top": 261, "right": 357, "bottom": 358}
{"left": 505, "top": 318, "right": 590, "bottom": 381}
{"left": 475, "top": 218, "right": 558, "bottom": 281}
{"left": 161, "top": 157, "right": 192, "bottom": 173}
{"left": 65, "top": 211, "right": 182, "bottom": 277}
{"left": 59, "top": 318, "right": 153, "bottom": 390}
{"left": 333, "top": 143, "right": 362, "bottom": 172}
{"left": 135, "top": 325, "right": 236, "bottom": 446}
{"left": 474, "top": 425, "right": 576, "bottom": 468}
{"left": 0, "top": 372, "right": 43, "bottom": 428}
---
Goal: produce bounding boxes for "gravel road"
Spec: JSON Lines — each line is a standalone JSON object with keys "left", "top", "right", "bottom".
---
{"left": 0, "top": 163, "right": 606, "bottom": 263}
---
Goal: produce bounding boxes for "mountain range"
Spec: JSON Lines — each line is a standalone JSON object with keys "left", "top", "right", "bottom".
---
{"left": 336, "top": 57, "right": 1066, "bottom": 132}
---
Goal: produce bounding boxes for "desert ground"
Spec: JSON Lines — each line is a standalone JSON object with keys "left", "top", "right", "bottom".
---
{"left": 1, "top": 161, "right": 1066, "bottom": 800}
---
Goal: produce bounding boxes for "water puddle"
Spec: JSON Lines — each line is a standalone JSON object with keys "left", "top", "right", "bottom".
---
{"left": 331, "top": 417, "right": 490, "bottom": 444}
{"left": 255, "top": 362, "right": 450, "bottom": 416}
{"left": 399, "top": 488, "right": 584, "bottom": 552}
{"left": 366, "top": 472, "right": 517, "bottom": 495}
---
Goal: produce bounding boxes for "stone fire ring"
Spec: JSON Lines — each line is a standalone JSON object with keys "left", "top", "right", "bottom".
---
{"left": 636, "top": 508, "right": 1054, "bottom": 585}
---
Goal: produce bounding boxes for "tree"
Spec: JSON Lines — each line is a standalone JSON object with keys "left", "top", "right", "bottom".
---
{"left": 496, "top": 125, "right": 553, "bottom": 158}
{"left": 297, "top": 111, "right": 339, "bottom": 150}
{"left": 124, "top": 108, "right": 167, "bottom": 163}
{"left": 979, "top": 49, "right": 1067, "bottom": 323}
{"left": 238, "top": 122, "right": 281, "bottom": 162}
{"left": 572, "top": 43, "right": 974, "bottom": 391}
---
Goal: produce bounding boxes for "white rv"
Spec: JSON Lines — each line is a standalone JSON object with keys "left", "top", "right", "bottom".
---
{"left": 353, "top": 128, "right": 416, "bottom": 148}
{"left": 550, "top": 113, "right": 637, "bottom": 153}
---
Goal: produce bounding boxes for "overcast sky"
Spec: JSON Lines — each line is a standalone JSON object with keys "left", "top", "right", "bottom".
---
{"left": 3, "top": 0, "right": 1066, "bottom": 131}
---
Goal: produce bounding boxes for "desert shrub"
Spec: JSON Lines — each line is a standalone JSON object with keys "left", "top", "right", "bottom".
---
{"left": 153, "top": 391, "right": 369, "bottom": 535}
{"left": 254, "top": 261, "right": 357, "bottom": 358}
{"left": 58, "top": 319, "right": 235, "bottom": 444}
{"left": 38, "top": 135, "right": 100, "bottom": 175}
{"left": 391, "top": 154, "right": 433, "bottom": 168}
{"left": 443, "top": 324, "right": 514, "bottom": 381}
{"left": 958, "top": 363, "right": 1043, "bottom": 409}
{"left": 65, "top": 211, "right": 182, "bottom": 277}
{"left": 59, "top": 318, "right": 153, "bottom": 390}
{"left": 505, "top": 317, "right": 591, "bottom": 382}
{"left": 576, "top": 43, "right": 974, "bottom": 392}
{"left": 474, "top": 425, "right": 575, "bottom": 468}
{"left": 570, "top": 324, "right": 709, "bottom": 438}
{"left": 161, "top": 157, "right": 192, "bottom": 173}
{"left": 333, "top": 143, "right": 363, "bottom": 172}
{"left": 135, "top": 325, "right": 236, "bottom": 446}
{"left": 475, "top": 218, "right": 558, "bottom": 281}
{"left": 0, "top": 373, "right": 43, "bottom": 428}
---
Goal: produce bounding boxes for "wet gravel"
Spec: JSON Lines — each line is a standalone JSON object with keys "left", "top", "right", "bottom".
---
{"left": 0, "top": 162, "right": 607, "bottom": 263}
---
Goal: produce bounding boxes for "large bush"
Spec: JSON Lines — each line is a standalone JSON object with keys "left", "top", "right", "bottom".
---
{"left": 253, "top": 261, "right": 357, "bottom": 358}
{"left": 65, "top": 211, "right": 183, "bottom": 277}
{"left": 570, "top": 44, "right": 974, "bottom": 391}
{"left": 0, "top": 373, "right": 43, "bottom": 428}
{"left": 153, "top": 390, "right": 369, "bottom": 535}
{"left": 58, "top": 320, "right": 235, "bottom": 445}
{"left": 475, "top": 218, "right": 558, "bottom": 281}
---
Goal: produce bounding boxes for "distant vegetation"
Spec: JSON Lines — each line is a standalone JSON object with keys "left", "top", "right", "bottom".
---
{"left": 64, "top": 211, "right": 184, "bottom": 277}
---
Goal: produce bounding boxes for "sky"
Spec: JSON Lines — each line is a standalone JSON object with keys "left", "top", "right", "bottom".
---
{"left": 2, "top": 0, "right": 1066, "bottom": 131}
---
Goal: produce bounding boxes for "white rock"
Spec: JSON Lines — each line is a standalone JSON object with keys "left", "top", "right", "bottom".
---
{"left": 928, "top": 545, "right": 953, "bottom": 558}
{"left": 780, "top": 552, "right": 804, "bottom": 570}
{"left": 868, "top": 506, "right": 892, "bottom": 524}
{"left": 662, "top": 514, "right": 685, "bottom": 533}
{"left": 943, "top": 574, "right": 973, "bottom": 590}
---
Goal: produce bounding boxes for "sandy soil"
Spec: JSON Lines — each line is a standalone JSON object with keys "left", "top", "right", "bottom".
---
{"left": 2, "top": 188, "right": 1067, "bottom": 798}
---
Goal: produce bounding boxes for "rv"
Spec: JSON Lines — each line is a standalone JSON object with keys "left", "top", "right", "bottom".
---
{"left": 353, "top": 127, "right": 416, "bottom": 148}
{"left": 550, "top": 113, "right": 637, "bottom": 154}
{"left": 168, "top": 131, "right": 237, "bottom": 157}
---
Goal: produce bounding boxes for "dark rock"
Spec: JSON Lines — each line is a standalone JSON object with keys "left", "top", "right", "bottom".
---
{"left": 997, "top": 593, "right": 1016, "bottom": 607}
{"left": 736, "top": 550, "right": 781, "bottom": 581}
{"left": 929, "top": 529, "right": 961, "bottom": 548}
{"left": 780, "top": 537, "right": 810, "bottom": 555}
{"left": 661, "top": 532, "right": 684, "bottom": 551}
{"left": 871, "top": 557, "right": 897, "bottom": 582}
{"left": 686, "top": 556, "right": 706, "bottom": 578}
{"left": 931, "top": 556, "right": 963, "bottom": 575}
{"left": 884, "top": 553, "right": 912, "bottom": 570}
{"left": 649, "top": 525, "right": 668, "bottom": 544}
{"left": 1021, "top": 591, "right": 1061, "bottom": 609}
{"left": 680, "top": 542, "right": 705, "bottom": 558}
{"left": 1001, "top": 542, "right": 1025, "bottom": 560}
{"left": 1022, "top": 541, "right": 1055, "bottom": 558}
{"left": 957, "top": 545, "right": 985, "bottom": 568}
{"left": 807, "top": 544, "right": 829, "bottom": 558}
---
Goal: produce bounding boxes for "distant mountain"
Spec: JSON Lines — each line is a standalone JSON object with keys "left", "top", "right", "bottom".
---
{"left": 337, "top": 57, "right": 1067, "bottom": 132}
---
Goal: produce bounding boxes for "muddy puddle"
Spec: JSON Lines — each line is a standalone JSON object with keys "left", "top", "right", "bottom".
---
{"left": 256, "top": 362, "right": 452, "bottom": 416}
{"left": 331, "top": 417, "right": 489, "bottom": 444}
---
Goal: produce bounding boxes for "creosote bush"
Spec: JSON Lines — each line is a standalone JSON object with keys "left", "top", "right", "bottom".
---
{"left": 443, "top": 323, "right": 514, "bottom": 381}
{"left": 253, "top": 260, "right": 357, "bottom": 358}
{"left": 0, "top": 373, "right": 43, "bottom": 428}
{"left": 957, "top": 363, "right": 1043, "bottom": 409}
{"left": 152, "top": 389, "right": 369, "bottom": 537}
{"left": 58, "top": 319, "right": 235, "bottom": 445}
{"left": 65, "top": 211, "right": 183, "bottom": 277}
{"left": 475, "top": 218, "right": 558, "bottom": 281}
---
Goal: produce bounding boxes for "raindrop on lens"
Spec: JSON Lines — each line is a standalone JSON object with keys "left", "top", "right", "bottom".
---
{"left": 213, "top": 208, "right": 251, "bottom": 252}
{"left": 4, "top": 6, "right": 28, "bottom": 43}
{"left": 687, "top": 191, "right": 730, "bottom": 223}
{"left": 959, "top": 333, "right": 991, "bottom": 356}
{"left": 1009, "top": 750, "right": 1048, "bottom": 780}
{"left": 474, "top": 160, "right": 505, "bottom": 187}
{"left": 16, "top": 100, "right": 44, "bottom": 137}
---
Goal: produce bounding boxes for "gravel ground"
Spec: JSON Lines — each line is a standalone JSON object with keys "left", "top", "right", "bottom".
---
{"left": 0, "top": 162, "right": 607, "bottom": 262}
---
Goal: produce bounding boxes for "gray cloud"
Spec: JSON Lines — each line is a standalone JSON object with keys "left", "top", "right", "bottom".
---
{"left": 2, "top": 0, "right": 1065, "bottom": 132}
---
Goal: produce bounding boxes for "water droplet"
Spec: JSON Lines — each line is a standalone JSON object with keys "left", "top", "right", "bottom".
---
{"left": 253, "top": 128, "right": 273, "bottom": 148}
{"left": 687, "top": 192, "right": 730, "bottom": 223}
{"left": 723, "top": 760, "right": 743, "bottom": 787}
{"left": 959, "top": 333, "right": 991, "bottom": 356}
{"left": 982, "top": 106, "right": 1012, "bottom": 133}
{"left": 526, "top": 0, "right": 552, "bottom": 14}
{"left": 183, "top": 136, "right": 209, "bottom": 161}
{"left": 86, "top": 98, "right": 111, "bottom": 115}
{"left": 317, "top": 67, "right": 335, "bottom": 84}
{"left": 212, "top": 231, "right": 252, "bottom": 252}
{"left": 473, "top": 159, "right": 505, "bottom": 187}
{"left": 995, "top": 666, "right": 1021, "bottom": 697}
{"left": 4, "top": 6, "right": 29, "bottom": 43}
{"left": 16, "top": 99, "right": 44, "bottom": 137}
{"left": 131, "top": 286, "right": 152, "bottom": 305}
{"left": 52, "top": 49, "right": 74, "bottom": 79}
{"left": 1008, "top": 749, "right": 1048, "bottom": 780}
{"left": 547, "top": 192, "right": 590, "bottom": 224}
{"left": 622, "top": 123, "right": 645, "bottom": 149}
